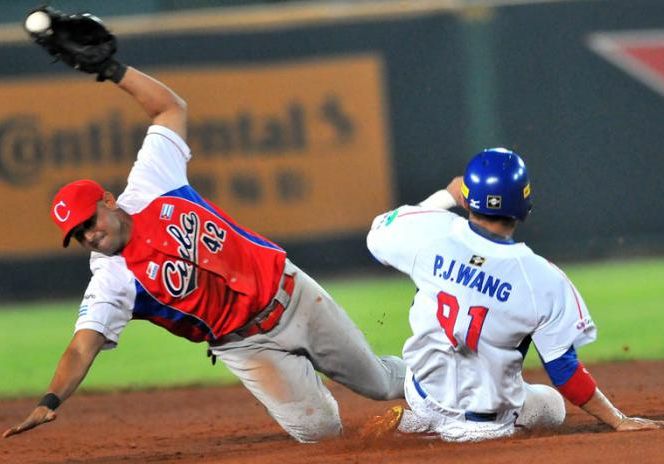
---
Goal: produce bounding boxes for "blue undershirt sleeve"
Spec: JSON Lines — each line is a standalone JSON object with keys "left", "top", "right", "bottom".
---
{"left": 543, "top": 346, "right": 579, "bottom": 387}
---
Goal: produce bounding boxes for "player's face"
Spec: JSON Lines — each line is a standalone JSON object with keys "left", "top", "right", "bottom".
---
{"left": 73, "top": 196, "right": 130, "bottom": 256}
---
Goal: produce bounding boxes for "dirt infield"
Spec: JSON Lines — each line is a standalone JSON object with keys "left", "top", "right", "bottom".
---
{"left": 2, "top": 360, "right": 663, "bottom": 464}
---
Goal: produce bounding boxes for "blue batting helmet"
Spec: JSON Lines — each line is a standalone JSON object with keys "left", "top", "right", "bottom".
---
{"left": 461, "top": 148, "right": 532, "bottom": 221}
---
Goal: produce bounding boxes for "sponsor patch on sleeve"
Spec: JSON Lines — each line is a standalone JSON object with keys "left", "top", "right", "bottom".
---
{"left": 384, "top": 209, "right": 399, "bottom": 226}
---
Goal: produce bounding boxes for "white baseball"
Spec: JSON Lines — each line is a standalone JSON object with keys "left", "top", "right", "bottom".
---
{"left": 25, "top": 11, "right": 51, "bottom": 34}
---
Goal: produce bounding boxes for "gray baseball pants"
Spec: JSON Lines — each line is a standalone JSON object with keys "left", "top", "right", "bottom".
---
{"left": 210, "top": 259, "right": 406, "bottom": 442}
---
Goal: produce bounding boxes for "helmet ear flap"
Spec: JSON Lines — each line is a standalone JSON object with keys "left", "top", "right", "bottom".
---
{"left": 461, "top": 180, "right": 470, "bottom": 200}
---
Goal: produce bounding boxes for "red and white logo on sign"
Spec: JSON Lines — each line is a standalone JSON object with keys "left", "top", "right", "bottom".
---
{"left": 53, "top": 200, "right": 71, "bottom": 222}
{"left": 588, "top": 30, "right": 664, "bottom": 97}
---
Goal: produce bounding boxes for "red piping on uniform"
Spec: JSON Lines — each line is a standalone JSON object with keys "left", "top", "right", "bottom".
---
{"left": 147, "top": 131, "right": 188, "bottom": 159}
{"left": 398, "top": 210, "right": 449, "bottom": 218}
{"left": 547, "top": 261, "right": 584, "bottom": 319}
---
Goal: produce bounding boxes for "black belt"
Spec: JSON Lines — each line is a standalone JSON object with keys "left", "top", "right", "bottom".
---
{"left": 412, "top": 376, "right": 497, "bottom": 423}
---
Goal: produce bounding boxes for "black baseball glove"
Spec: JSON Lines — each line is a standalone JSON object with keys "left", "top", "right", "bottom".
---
{"left": 25, "top": 6, "right": 127, "bottom": 83}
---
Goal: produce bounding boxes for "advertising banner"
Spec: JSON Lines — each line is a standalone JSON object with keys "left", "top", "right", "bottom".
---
{"left": 0, "top": 54, "right": 393, "bottom": 256}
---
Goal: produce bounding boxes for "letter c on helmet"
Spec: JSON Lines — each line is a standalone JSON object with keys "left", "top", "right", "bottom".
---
{"left": 54, "top": 200, "right": 71, "bottom": 222}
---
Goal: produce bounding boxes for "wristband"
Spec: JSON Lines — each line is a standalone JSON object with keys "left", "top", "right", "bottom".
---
{"left": 97, "top": 60, "right": 128, "bottom": 83}
{"left": 419, "top": 189, "right": 457, "bottom": 210}
{"left": 557, "top": 363, "right": 597, "bottom": 406}
{"left": 37, "top": 392, "right": 61, "bottom": 410}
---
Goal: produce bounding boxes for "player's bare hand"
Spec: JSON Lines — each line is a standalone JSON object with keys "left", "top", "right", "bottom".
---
{"left": 445, "top": 176, "right": 466, "bottom": 209}
{"left": 2, "top": 406, "right": 57, "bottom": 438}
{"left": 615, "top": 416, "right": 664, "bottom": 432}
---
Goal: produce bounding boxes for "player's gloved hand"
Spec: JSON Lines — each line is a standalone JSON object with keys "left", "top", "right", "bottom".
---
{"left": 615, "top": 416, "right": 664, "bottom": 432}
{"left": 2, "top": 406, "right": 57, "bottom": 438}
{"left": 24, "top": 6, "right": 127, "bottom": 83}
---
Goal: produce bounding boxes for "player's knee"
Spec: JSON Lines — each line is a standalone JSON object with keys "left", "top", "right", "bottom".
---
{"left": 283, "top": 407, "right": 342, "bottom": 443}
{"left": 519, "top": 383, "right": 566, "bottom": 429}
{"left": 363, "top": 356, "right": 407, "bottom": 401}
{"left": 274, "top": 395, "right": 342, "bottom": 443}
{"left": 292, "top": 418, "right": 342, "bottom": 443}
{"left": 365, "top": 384, "right": 400, "bottom": 401}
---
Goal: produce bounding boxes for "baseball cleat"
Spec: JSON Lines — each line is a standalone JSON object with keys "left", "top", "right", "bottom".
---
{"left": 359, "top": 405, "right": 405, "bottom": 439}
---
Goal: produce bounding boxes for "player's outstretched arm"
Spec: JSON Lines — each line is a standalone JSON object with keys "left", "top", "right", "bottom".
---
{"left": 116, "top": 67, "right": 188, "bottom": 141}
{"left": 24, "top": 7, "right": 187, "bottom": 140}
{"left": 581, "top": 387, "right": 664, "bottom": 432}
{"left": 544, "top": 347, "right": 663, "bottom": 432}
{"left": 2, "top": 329, "right": 106, "bottom": 438}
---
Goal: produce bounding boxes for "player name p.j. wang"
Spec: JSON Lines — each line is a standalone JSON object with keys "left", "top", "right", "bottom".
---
{"left": 433, "top": 254, "right": 513, "bottom": 302}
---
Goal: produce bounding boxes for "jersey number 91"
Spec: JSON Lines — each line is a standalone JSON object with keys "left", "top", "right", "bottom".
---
{"left": 436, "top": 291, "right": 489, "bottom": 353}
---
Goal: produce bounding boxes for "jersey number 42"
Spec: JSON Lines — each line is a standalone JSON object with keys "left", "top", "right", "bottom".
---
{"left": 436, "top": 291, "right": 488, "bottom": 353}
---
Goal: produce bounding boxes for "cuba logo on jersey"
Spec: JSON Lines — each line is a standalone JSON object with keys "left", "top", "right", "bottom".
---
{"left": 167, "top": 212, "right": 199, "bottom": 264}
{"left": 163, "top": 260, "right": 198, "bottom": 298}
{"left": 163, "top": 212, "right": 200, "bottom": 298}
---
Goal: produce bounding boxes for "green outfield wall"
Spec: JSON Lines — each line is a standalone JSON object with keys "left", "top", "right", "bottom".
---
{"left": 1, "top": 0, "right": 664, "bottom": 300}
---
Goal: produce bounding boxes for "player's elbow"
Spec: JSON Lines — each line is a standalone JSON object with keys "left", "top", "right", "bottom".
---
{"left": 148, "top": 92, "right": 187, "bottom": 120}
{"left": 152, "top": 98, "right": 188, "bottom": 138}
{"left": 366, "top": 230, "right": 380, "bottom": 255}
{"left": 166, "top": 95, "right": 187, "bottom": 119}
{"left": 173, "top": 94, "right": 188, "bottom": 114}
{"left": 171, "top": 96, "right": 188, "bottom": 126}
{"left": 544, "top": 348, "right": 597, "bottom": 407}
{"left": 366, "top": 234, "right": 389, "bottom": 267}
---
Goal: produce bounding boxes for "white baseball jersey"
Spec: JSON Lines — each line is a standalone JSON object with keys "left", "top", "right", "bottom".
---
{"left": 75, "top": 125, "right": 191, "bottom": 349}
{"left": 367, "top": 205, "right": 597, "bottom": 417}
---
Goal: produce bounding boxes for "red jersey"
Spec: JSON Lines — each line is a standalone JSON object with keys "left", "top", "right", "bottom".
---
{"left": 121, "top": 185, "right": 286, "bottom": 343}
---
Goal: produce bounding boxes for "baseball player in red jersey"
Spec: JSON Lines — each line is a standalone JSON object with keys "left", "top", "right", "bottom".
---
{"left": 3, "top": 9, "right": 405, "bottom": 442}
